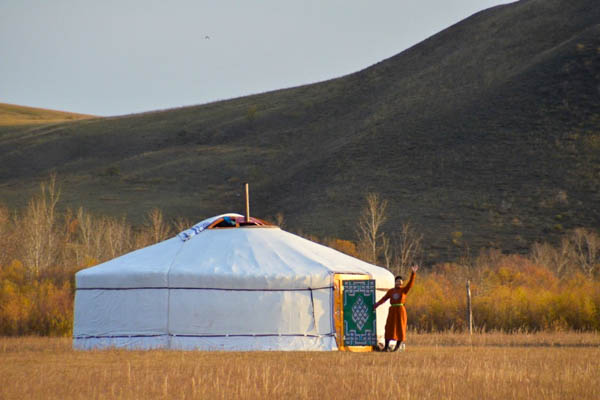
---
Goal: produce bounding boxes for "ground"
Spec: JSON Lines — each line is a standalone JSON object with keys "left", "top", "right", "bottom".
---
{"left": 1, "top": 333, "right": 599, "bottom": 399}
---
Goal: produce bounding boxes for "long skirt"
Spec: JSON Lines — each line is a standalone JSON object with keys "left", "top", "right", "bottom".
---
{"left": 385, "top": 306, "right": 408, "bottom": 341}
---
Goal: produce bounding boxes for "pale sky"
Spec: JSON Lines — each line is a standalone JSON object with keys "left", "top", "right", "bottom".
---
{"left": 1, "top": 0, "right": 515, "bottom": 116}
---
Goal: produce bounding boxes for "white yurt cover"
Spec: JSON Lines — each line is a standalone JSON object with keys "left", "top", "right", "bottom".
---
{"left": 73, "top": 215, "right": 394, "bottom": 351}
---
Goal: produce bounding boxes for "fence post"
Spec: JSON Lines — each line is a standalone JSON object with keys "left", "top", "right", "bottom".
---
{"left": 466, "top": 280, "right": 473, "bottom": 335}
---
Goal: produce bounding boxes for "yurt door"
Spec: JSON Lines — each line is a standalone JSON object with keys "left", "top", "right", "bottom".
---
{"left": 333, "top": 274, "right": 376, "bottom": 352}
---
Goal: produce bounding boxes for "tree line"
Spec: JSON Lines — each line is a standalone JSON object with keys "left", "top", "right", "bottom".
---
{"left": 0, "top": 178, "right": 598, "bottom": 335}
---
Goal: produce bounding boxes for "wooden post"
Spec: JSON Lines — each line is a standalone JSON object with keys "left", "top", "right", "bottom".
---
{"left": 244, "top": 183, "right": 250, "bottom": 222}
{"left": 466, "top": 280, "right": 473, "bottom": 335}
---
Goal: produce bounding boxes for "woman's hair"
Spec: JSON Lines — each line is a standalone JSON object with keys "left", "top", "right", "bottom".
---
{"left": 395, "top": 275, "right": 403, "bottom": 281}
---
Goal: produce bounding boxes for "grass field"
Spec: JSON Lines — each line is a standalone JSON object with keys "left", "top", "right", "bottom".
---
{"left": 1, "top": 333, "right": 599, "bottom": 399}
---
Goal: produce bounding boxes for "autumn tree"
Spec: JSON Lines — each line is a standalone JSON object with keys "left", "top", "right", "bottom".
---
{"left": 20, "top": 174, "right": 61, "bottom": 276}
{"left": 394, "top": 222, "right": 424, "bottom": 276}
{"left": 356, "top": 193, "right": 388, "bottom": 265}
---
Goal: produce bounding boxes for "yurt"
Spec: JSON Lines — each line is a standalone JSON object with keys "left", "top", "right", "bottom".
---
{"left": 73, "top": 213, "right": 394, "bottom": 351}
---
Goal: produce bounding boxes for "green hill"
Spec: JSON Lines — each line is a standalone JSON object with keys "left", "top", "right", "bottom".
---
{"left": 1, "top": 0, "right": 599, "bottom": 262}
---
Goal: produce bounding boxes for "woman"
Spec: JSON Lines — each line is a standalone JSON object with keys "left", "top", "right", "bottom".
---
{"left": 373, "top": 265, "right": 418, "bottom": 352}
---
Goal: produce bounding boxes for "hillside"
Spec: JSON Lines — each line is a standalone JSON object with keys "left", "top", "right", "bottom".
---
{"left": 0, "top": 103, "right": 95, "bottom": 126}
{"left": 1, "top": 0, "right": 599, "bottom": 263}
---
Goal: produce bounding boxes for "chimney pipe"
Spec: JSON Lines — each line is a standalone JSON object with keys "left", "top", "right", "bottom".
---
{"left": 244, "top": 183, "right": 250, "bottom": 223}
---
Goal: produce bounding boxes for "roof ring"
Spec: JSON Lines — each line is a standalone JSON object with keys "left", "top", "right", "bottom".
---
{"left": 177, "top": 213, "right": 275, "bottom": 242}
{"left": 207, "top": 215, "right": 270, "bottom": 229}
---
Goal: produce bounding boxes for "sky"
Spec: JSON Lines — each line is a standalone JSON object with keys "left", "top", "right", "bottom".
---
{"left": 1, "top": 0, "right": 515, "bottom": 117}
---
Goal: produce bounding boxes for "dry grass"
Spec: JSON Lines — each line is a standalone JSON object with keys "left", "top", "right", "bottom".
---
{"left": 410, "top": 330, "right": 600, "bottom": 348}
{"left": 1, "top": 333, "right": 599, "bottom": 399}
{"left": 0, "top": 102, "right": 95, "bottom": 126}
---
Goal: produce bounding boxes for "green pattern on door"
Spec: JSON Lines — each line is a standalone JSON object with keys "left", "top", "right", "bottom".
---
{"left": 343, "top": 280, "right": 376, "bottom": 346}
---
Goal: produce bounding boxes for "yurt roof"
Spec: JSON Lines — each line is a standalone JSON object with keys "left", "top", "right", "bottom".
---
{"left": 76, "top": 213, "right": 393, "bottom": 290}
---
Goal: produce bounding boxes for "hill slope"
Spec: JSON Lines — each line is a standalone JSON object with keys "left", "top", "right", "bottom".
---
{"left": 1, "top": 0, "right": 599, "bottom": 262}
{"left": 0, "top": 103, "right": 95, "bottom": 126}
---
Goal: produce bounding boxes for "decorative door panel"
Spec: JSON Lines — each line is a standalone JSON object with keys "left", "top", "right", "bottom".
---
{"left": 343, "top": 280, "right": 377, "bottom": 347}
{"left": 333, "top": 274, "right": 376, "bottom": 352}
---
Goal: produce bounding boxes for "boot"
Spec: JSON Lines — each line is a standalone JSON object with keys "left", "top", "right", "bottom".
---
{"left": 384, "top": 339, "right": 391, "bottom": 352}
{"left": 374, "top": 342, "right": 386, "bottom": 352}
